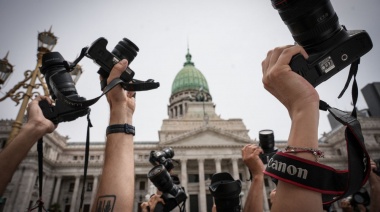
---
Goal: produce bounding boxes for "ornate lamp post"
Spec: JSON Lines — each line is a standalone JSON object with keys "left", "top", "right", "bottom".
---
{"left": 0, "top": 27, "right": 82, "bottom": 145}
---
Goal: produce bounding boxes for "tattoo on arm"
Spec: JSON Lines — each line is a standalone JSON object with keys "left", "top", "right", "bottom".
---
{"left": 96, "top": 195, "right": 116, "bottom": 212}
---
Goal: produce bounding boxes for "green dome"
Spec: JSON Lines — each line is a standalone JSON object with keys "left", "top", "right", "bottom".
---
{"left": 171, "top": 50, "right": 210, "bottom": 95}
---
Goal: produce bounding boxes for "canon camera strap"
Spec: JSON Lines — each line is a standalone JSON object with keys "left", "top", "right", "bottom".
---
{"left": 264, "top": 59, "right": 371, "bottom": 204}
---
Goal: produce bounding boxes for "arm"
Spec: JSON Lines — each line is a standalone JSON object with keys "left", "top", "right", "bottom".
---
{"left": 261, "top": 45, "right": 322, "bottom": 212}
{"left": 369, "top": 160, "right": 380, "bottom": 212}
{"left": 91, "top": 59, "right": 136, "bottom": 212}
{"left": 242, "top": 144, "right": 264, "bottom": 212}
{"left": 0, "top": 96, "right": 55, "bottom": 195}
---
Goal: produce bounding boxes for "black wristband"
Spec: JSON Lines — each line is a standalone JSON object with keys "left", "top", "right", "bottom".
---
{"left": 106, "top": 123, "right": 135, "bottom": 136}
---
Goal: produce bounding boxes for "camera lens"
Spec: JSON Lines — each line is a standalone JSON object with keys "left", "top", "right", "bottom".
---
{"left": 148, "top": 165, "right": 174, "bottom": 192}
{"left": 112, "top": 38, "right": 139, "bottom": 63}
{"left": 209, "top": 172, "right": 242, "bottom": 212}
{"left": 259, "top": 129, "right": 275, "bottom": 153}
{"left": 271, "top": 0, "right": 341, "bottom": 53}
{"left": 40, "top": 52, "right": 80, "bottom": 100}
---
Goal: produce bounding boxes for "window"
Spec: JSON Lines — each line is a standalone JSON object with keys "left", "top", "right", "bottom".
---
{"left": 87, "top": 182, "right": 93, "bottom": 191}
{"left": 90, "top": 155, "right": 94, "bottom": 160}
{"left": 69, "top": 183, "right": 74, "bottom": 192}
{"left": 188, "top": 174, "right": 199, "bottom": 183}
{"left": 73, "top": 156, "right": 78, "bottom": 160}
{"left": 139, "top": 181, "right": 146, "bottom": 190}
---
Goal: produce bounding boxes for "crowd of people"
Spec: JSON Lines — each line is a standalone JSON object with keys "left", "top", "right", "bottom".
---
{"left": 0, "top": 45, "right": 379, "bottom": 212}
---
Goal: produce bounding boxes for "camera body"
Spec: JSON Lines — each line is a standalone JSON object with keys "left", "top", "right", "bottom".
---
{"left": 272, "top": 0, "right": 373, "bottom": 87}
{"left": 209, "top": 172, "right": 242, "bottom": 212}
{"left": 86, "top": 37, "right": 138, "bottom": 82}
{"left": 149, "top": 147, "right": 175, "bottom": 172}
{"left": 40, "top": 52, "right": 89, "bottom": 124}
{"left": 290, "top": 29, "right": 372, "bottom": 87}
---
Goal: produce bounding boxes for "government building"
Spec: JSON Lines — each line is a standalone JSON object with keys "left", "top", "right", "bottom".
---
{"left": 0, "top": 50, "right": 379, "bottom": 212}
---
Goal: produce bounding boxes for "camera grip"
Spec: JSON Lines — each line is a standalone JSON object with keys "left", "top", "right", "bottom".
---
{"left": 290, "top": 54, "right": 320, "bottom": 87}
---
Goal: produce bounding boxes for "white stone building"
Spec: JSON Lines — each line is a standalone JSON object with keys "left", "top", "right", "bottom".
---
{"left": 0, "top": 51, "right": 379, "bottom": 212}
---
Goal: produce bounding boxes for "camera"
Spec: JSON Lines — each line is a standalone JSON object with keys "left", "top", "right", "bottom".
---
{"left": 39, "top": 52, "right": 89, "bottom": 124}
{"left": 147, "top": 147, "right": 187, "bottom": 211}
{"left": 39, "top": 37, "right": 159, "bottom": 124}
{"left": 350, "top": 187, "right": 370, "bottom": 207}
{"left": 149, "top": 147, "right": 175, "bottom": 172}
{"left": 147, "top": 165, "right": 187, "bottom": 212}
{"left": 209, "top": 172, "right": 242, "bottom": 212}
{"left": 271, "top": 0, "right": 373, "bottom": 87}
{"left": 258, "top": 129, "right": 278, "bottom": 164}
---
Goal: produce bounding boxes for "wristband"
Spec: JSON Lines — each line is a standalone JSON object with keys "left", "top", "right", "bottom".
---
{"left": 106, "top": 123, "right": 135, "bottom": 136}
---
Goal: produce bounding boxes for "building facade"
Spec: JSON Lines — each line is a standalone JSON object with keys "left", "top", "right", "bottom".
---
{"left": 0, "top": 50, "right": 379, "bottom": 212}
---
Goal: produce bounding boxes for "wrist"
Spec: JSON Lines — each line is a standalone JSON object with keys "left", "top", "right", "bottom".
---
{"left": 23, "top": 122, "right": 48, "bottom": 137}
{"left": 109, "top": 108, "right": 133, "bottom": 125}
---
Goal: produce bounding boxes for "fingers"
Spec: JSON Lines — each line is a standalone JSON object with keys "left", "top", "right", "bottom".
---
{"left": 107, "top": 59, "right": 129, "bottom": 85}
{"left": 276, "top": 45, "right": 308, "bottom": 66}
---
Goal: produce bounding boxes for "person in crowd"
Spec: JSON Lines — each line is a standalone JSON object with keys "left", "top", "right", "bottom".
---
{"left": 261, "top": 44, "right": 322, "bottom": 211}
{"left": 0, "top": 95, "right": 56, "bottom": 196}
{"left": 241, "top": 144, "right": 264, "bottom": 212}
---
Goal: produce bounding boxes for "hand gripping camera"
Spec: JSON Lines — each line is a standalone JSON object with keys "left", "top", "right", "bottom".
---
{"left": 271, "top": 0, "right": 373, "bottom": 87}
{"left": 39, "top": 37, "right": 159, "bottom": 124}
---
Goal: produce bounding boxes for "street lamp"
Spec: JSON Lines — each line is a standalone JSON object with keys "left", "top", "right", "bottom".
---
{"left": 0, "top": 27, "right": 82, "bottom": 146}
{"left": 0, "top": 52, "right": 14, "bottom": 89}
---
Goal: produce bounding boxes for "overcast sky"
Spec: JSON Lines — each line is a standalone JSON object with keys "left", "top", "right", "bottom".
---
{"left": 0, "top": 0, "right": 379, "bottom": 143}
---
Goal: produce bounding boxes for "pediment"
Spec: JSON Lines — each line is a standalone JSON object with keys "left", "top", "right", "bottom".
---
{"left": 159, "top": 125, "right": 252, "bottom": 147}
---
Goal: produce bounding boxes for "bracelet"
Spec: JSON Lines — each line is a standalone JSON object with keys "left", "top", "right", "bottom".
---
{"left": 285, "top": 145, "right": 324, "bottom": 162}
{"left": 106, "top": 123, "right": 135, "bottom": 136}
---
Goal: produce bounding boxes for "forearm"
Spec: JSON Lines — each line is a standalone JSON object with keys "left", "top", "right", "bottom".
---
{"left": 370, "top": 183, "right": 380, "bottom": 212}
{"left": 92, "top": 108, "right": 134, "bottom": 212}
{"left": 287, "top": 102, "right": 320, "bottom": 161}
{"left": 271, "top": 102, "right": 322, "bottom": 212}
{"left": 0, "top": 123, "right": 45, "bottom": 195}
{"left": 243, "top": 174, "right": 264, "bottom": 212}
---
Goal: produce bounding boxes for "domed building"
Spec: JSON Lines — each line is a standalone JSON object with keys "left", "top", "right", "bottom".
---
{"left": 1, "top": 50, "right": 380, "bottom": 212}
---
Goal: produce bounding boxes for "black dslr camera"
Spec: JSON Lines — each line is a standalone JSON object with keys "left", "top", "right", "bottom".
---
{"left": 147, "top": 148, "right": 187, "bottom": 212}
{"left": 39, "top": 37, "right": 159, "bottom": 124}
{"left": 258, "top": 129, "right": 278, "bottom": 164}
{"left": 39, "top": 52, "right": 89, "bottom": 124}
{"left": 271, "top": 0, "right": 373, "bottom": 87}
{"left": 209, "top": 172, "right": 242, "bottom": 212}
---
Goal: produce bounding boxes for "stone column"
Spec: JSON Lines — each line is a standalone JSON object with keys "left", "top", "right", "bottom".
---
{"left": 215, "top": 158, "right": 221, "bottom": 173}
{"left": 232, "top": 158, "right": 239, "bottom": 180}
{"left": 91, "top": 175, "right": 99, "bottom": 206}
{"left": 15, "top": 167, "right": 37, "bottom": 212}
{"left": 70, "top": 176, "right": 80, "bottom": 212}
{"left": 52, "top": 176, "right": 62, "bottom": 204}
{"left": 180, "top": 159, "right": 189, "bottom": 212}
{"left": 198, "top": 158, "right": 207, "bottom": 212}
{"left": 43, "top": 175, "right": 56, "bottom": 207}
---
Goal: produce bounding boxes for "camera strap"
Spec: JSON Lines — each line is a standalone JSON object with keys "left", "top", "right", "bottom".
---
{"left": 264, "top": 59, "right": 371, "bottom": 204}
